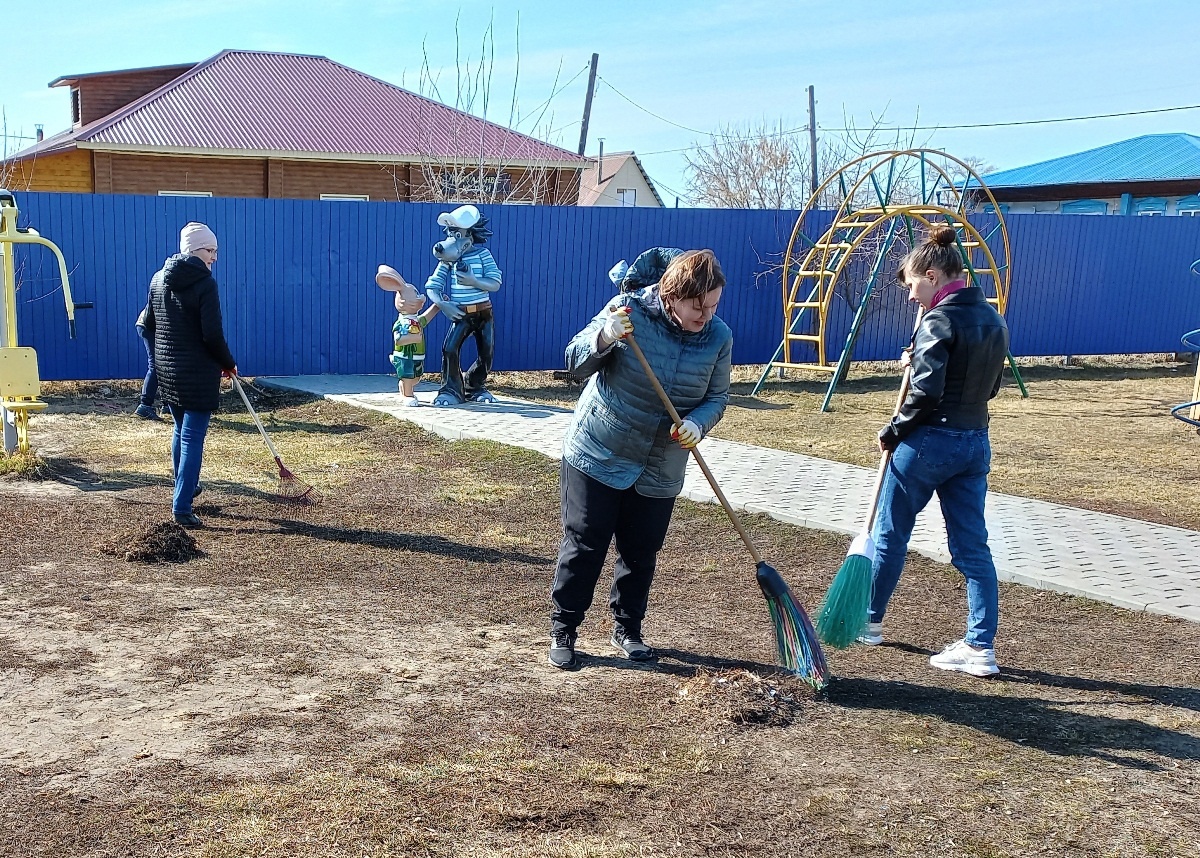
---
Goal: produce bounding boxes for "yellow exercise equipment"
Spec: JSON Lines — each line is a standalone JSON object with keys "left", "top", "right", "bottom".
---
{"left": 0, "top": 189, "right": 86, "bottom": 453}
{"left": 753, "top": 149, "right": 1025, "bottom": 409}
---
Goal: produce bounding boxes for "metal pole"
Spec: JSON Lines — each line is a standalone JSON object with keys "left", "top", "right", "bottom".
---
{"left": 807, "top": 85, "right": 819, "bottom": 201}
{"left": 577, "top": 53, "right": 600, "bottom": 156}
{"left": 597, "top": 139, "right": 605, "bottom": 184}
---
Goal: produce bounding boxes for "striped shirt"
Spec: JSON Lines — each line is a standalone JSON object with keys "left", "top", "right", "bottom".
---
{"left": 425, "top": 247, "right": 501, "bottom": 307}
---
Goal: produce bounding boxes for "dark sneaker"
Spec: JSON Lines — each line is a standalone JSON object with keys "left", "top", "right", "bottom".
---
{"left": 192, "top": 482, "right": 204, "bottom": 500}
{"left": 134, "top": 404, "right": 163, "bottom": 421}
{"left": 173, "top": 512, "right": 203, "bottom": 529}
{"left": 611, "top": 627, "right": 656, "bottom": 661}
{"left": 548, "top": 630, "right": 579, "bottom": 670}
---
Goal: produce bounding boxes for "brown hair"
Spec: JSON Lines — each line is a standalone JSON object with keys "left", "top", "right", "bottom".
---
{"left": 658, "top": 249, "right": 726, "bottom": 304}
{"left": 898, "top": 225, "right": 964, "bottom": 282}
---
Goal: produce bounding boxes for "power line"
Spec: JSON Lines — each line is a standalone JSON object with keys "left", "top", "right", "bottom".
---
{"left": 514, "top": 62, "right": 590, "bottom": 128}
{"left": 597, "top": 75, "right": 808, "bottom": 140}
{"left": 819, "top": 101, "right": 1200, "bottom": 132}
{"left": 594, "top": 72, "right": 1200, "bottom": 154}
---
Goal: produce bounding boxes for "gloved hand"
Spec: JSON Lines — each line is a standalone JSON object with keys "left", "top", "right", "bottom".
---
{"left": 601, "top": 305, "right": 634, "bottom": 343}
{"left": 429, "top": 290, "right": 464, "bottom": 322}
{"left": 671, "top": 419, "right": 702, "bottom": 449}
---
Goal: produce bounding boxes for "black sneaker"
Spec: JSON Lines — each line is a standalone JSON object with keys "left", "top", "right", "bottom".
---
{"left": 611, "top": 626, "right": 656, "bottom": 661}
{"left": 548, "top": 630, "right": 579, "bottom": 670}
{"left": 192, "top": 482, "right": 204, "bottom": 500}
{"left": 173, "top": 512, "right": 203, "bottom": 529}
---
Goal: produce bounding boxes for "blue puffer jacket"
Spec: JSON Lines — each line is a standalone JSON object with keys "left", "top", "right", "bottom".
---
{"left": 562, "top": 286, "right": 732, "bottom": 497}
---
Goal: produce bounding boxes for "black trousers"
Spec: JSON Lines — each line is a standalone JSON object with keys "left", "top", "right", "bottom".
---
{"left": 439, "top": 307, "right": 494, "bottom": 402}
{"left": 550, "top": 461, "right": 676, "bottom": 637}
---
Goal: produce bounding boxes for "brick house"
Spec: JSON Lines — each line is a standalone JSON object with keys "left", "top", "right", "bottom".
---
{"left": 6, "top": 50, "right": 586, "bottom": 204}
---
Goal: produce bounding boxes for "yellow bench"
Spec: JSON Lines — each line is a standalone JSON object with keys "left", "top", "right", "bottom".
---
{"left": 0, "top": 347, "right": 47, "bottom": 453}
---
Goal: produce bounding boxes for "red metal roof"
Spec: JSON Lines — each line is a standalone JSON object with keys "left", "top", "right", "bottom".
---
{"left": 21, "top": 50, "right": 583, "bottom": 166}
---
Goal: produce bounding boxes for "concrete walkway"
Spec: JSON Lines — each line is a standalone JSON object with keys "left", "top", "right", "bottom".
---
{"left": 262, "top": 375, "right": 1200, "bottom": 624}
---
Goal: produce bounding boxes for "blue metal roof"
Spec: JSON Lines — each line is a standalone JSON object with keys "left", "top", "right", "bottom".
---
{"left": 979, "top": 134, "right": 1200, "bottom": 188}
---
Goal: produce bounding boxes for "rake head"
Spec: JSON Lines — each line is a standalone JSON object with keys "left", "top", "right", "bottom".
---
{"left": 756, "top": 561, "right": 828, "bottom": 689}
{"left": 274, "top": 457, "right": 318, "bottom": 504}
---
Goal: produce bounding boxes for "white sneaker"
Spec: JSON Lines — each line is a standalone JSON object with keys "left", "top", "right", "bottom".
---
{"left": 857, "top": 622, "right": 883, "bottom": 646}
{"left": 929, "top": 640, "right": 999, "bottom": 677}
{"left": 402, "top": 396, "right": 421, "bottom": 407}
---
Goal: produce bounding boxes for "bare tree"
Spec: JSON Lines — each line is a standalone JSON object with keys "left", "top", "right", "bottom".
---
{"left": 684, "top": 112, "right": 931, "bottom": 210}
{"left": 402, "top": 17, "right": 575, "bottom": 205}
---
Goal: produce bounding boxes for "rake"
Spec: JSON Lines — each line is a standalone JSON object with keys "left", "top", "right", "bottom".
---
{"left": 230, "top": 376, "right": 317, "bottom": 503}
{"left": 815, "top": 311, "right": 922, "bottom": 648}
{"left": 625, "top": 334, "right": 827, "bottom": 688}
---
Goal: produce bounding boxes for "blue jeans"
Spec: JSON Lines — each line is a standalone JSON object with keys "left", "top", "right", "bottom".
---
{"left": 166, "top": 406, "right": 211, "bottom": 516}
{"left": 136, "top": 324, "right": 158, "bottom": 407}
{"left": 869, "top": 425, "right": 999, "bottom": 648}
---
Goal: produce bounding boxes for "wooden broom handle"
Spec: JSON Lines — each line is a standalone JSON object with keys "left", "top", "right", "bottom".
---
{"left": 625, "top": 334, "right": 764, "bottom": 565}
{"left": 232, "top": 375, "right": 283, "bottom": 462}
{"left": 863, "top": 309, "right": 925, "bottom": 532}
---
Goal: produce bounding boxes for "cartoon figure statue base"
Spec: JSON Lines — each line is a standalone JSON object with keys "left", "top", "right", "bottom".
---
{"left": 424, "top": 204, "right": 503, "bottom": 407}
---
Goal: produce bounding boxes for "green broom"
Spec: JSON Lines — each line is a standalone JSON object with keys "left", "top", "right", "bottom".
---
{"left": 816, "top": 312, "right": 921, "bottom": 649}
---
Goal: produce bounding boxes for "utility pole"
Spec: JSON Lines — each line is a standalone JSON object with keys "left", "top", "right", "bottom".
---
{"left": 807, "top": 85, "right": 819, "bottom": 201}
{"left": 577, "top": 53, "right": 600, "bottom": 156}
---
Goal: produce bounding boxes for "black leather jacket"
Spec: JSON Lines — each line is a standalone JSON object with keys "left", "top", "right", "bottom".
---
{"left": 880, "top": 285, "right": 1009, "bottom": 450}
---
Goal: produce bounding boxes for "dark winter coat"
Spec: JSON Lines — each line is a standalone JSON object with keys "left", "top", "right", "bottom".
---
{"left": 142, "top": 255, "right": 236, "bottom": 412}
{"left": 880, "top": 285, "right": 1009, "bottom": 449}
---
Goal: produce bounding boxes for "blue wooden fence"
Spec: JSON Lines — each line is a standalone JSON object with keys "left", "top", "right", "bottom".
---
{"left": 9, "top": 192, "right": 1200, "bottom": 381}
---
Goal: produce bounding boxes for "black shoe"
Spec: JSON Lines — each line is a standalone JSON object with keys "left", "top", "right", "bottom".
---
{"left": 548, "top": 630, "right": 579, "bottom": 670}
{"left": 611, "top": 626, "right": 656, "bottom": 661}
{"left": 193, "top": 482, "right": 204, "bottom": 500}
{"left": 173, "top": 512, "right": 203, "bottom": 529}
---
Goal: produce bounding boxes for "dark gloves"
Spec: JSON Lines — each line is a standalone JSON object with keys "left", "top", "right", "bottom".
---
{"left": 878, "top": 424, "right": 900, "bottom": 453}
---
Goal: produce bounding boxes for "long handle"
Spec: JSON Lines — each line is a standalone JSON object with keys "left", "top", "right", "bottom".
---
{"left": 862, "top": 309, "right": 925, "bottom": 532}
{"left": 231, "top": 375, "right": 283, "bottom": 462}
{"left": 625, "top": 334, "right": 764, "bottom": 566}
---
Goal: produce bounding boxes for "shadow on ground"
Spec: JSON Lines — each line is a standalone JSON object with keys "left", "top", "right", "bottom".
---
{"left": 830, "top": 676, "right": 1200, "bottom": 769}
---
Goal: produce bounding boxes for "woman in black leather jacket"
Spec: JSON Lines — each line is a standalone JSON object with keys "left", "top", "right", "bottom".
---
{"left": 863, "top": 226, "right": 1009, "bottom": 678}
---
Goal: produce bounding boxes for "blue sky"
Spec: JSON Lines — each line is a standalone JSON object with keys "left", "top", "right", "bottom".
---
{"left": 5, "top": 0, "right": 1199, "bottom": 205}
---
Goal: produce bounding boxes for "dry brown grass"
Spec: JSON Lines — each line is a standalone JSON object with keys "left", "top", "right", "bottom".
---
{"left": 0, "top": 381, "right": 1196, "bottom": 857}
{"left": 492, "top": 356, "right": 1200, "bottom": 530}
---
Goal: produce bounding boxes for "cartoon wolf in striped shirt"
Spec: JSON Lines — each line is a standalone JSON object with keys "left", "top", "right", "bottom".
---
{"left": 424, "top": 204, "right": 503, "bottom": 406}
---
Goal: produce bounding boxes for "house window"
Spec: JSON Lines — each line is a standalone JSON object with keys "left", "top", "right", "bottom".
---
{"left": 1061, "top": 199, "right": 1109, "bottom": 215}
{"left": 158, "top": 190, "right": 213, "bottom": 197}
{"left": 1175, "top": 194, "right": 1200, "bottom": 216}
{"left": 1135, "top": 197, "right": 1167, "bottom": 216}
{"left": 320, "top": 194, "right": 369, "bottom": 202}
{"left": 616, "top": 188, "right": 637, "bottom": 207}
{"left": 71, "top": 89, "right": 81, "bottom": 125}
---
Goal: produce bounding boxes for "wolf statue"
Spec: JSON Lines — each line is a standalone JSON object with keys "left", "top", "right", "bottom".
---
{"left": 424, "top": 204, "right": 503, "bottom": 406}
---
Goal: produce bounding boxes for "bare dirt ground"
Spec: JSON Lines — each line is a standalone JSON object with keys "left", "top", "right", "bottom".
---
{"left": 0, "top": 382, "right": 1197, "bottom": 857}
{"left": 491, "top": 355, "right": 1200, "bottom": 531}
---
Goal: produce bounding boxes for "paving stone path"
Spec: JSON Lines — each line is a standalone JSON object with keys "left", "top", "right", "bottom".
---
{"left": 263, "top": 375, "right": 1200, "bottom": 624}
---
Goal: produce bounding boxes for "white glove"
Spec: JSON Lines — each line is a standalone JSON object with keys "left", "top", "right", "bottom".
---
{"left": 601, "top": 305, "right": 634, "bottom": 343}
{"left": 672, "top": 418, "right": 702, "bottom": 449}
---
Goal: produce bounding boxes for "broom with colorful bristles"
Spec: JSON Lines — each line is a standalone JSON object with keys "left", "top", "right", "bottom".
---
{"left": 816, "top": 312, "right": 922, "bottom": 649}
{"left": 626, "top": 334, "right": 827, "bottom": 688}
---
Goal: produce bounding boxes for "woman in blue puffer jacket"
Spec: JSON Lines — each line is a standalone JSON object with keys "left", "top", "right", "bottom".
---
{"left": 548, "top": 249, "right": 732, "bottom": 670}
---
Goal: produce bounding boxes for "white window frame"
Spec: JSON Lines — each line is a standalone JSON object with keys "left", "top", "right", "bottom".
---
{"left": 320, "top": 194, "right": 369, "bottom": 202}
{"left": 616, "top": 188, "right": 637, "bottom": 207}
{"left": 158, "top": 190, "right": 213, "bottom": 197}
